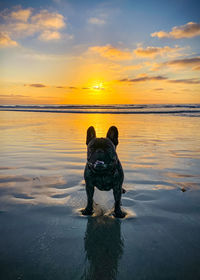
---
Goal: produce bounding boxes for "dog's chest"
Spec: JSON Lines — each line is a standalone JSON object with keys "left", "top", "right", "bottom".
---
{"left": 94, "top": 175, "right": 113, "bottom": 191}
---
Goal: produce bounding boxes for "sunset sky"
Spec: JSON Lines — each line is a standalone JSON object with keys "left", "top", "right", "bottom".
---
{"left": 0, "top": 0, "right": 200, "bottom": 104}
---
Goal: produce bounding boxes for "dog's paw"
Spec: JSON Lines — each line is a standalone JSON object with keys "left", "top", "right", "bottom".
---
{"left": 113, "top": 209, "right": 126, "bottom": 218}
{"left": 81, "top": 207, "right": 94, "bottom": 216}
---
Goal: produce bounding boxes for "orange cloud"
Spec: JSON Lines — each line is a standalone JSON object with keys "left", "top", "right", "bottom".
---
{"left": 154, "top": 88, "right": 164, "bottom": 91}
{"left": 39, "top": 30, "right": 61, "bottom": 41}
{"left": 134, "top": 45, "right": 181, "bottom": 58}
{"left": 89, "top": 44, "right": 133, "bottom": 60}
{"left": 0, "top": 8, "right": 66, "bottom": 42}
{"left": 10, "top": 9, "right": 32, "bottom": 22}
{"left": 88, "top": 17, "right": 105, "bottom": 25}
{"left": 25, "top": 83, "right": 47, "bottom": 87}
{"left": 153, "top": 57, "right": 200, "bottom": 71}
{"left": 119, "top": 75, "right": 167, "bottom": 83}
{"left": 166, "top": 57, "right": 200, "bottom": 67}
{"left": 151, "top": 22, "right": 200, "bottom": 39}
{"left": 31, "top": 10, "right": 65, "bottom": 29}
{"left": 1, "top": 8, "right": 32, "bottom": 22}
{"left": 67, "top": 86, "right": 78, "bottom": 90}
{"left": 0, "top": 32, "right": 18, "bottom": 47}
{"left": 118, "top": 75, "right": 200, "bottom": 84}
{"left": 0, "top": 94, "right": 27, "bottom": 98}
{"left": 122, "top": 64, "right": 142, "bottom": 71}
{"left": 168, "top": 78, "right": 200, "bottom": 84}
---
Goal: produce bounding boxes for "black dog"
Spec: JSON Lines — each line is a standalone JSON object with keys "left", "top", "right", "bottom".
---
{"left": 81, "top": 126, "right": 126, "bottom": 218}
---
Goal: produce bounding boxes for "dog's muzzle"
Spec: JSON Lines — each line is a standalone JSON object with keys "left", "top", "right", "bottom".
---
{"left": 87, "top": 160, "right": 117, "bottom": 174}
{"left": 87, "top": 160, "right": 107, "bottom": 170}
{"left": 94, "top": 160, "right": 106, "bottom": 168}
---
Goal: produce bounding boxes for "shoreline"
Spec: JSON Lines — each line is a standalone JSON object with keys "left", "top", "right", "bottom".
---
{"left": 1, "top": 108, "right": 200, "bottom": 114}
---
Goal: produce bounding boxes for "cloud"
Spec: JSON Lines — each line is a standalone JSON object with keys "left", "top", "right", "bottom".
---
{"left": 168, "top": 78, "right": 200, "bottom": 84}
{"left": 39, "top": 30, "right": 61, "bottom": 41}
{"left": 24, "top": 84, "right": 79, "bottom": 89}
{"left": 88, "top": 17, "right": 105, "bottom": 25}
{"left": 122, "top": 64, "right": 142, "bottom": 71}
{"left": 17, "top": 48, "right": 69, "bottom": 61}
{"left": 1, "top": 8, "right": 32, "bottom": 22}
{"left": 118, "top": 75, "right": 200, "bottom": 85}
{"left": 31, "top": 9, "right": 65, "bottom": 29}
{"left": 0, "top": 32, "right": 18, "bottom": 47}
{"left": 151, "top": 22, "right": 200, "bottom": 39}
{"left": 89, "top": 44, "right": 182, "bottom": 62}
{"left": 166, "top": 57, "right": 200, "bottom": 67}
{"left": 89, "top": 44, "right": 133, "bottom": 60}
{"left": 154, "top": 88, "right": 164, "bottom": 91}
{"left": 0, "top": 94, "right": 27, "bottom": 98}
{"left": 0, "top": 7, "right": 66, "bottom": 43}
{"left": 119, "top": 75, "right": 167, "bottom": 83}
{"left": 67, "top": 86, "right": 78, "bottom": 90}
{"left": 10, "top": 9, "right": 32, "bottom": 22}
{"left": 134, "top": 45, "right": 181, "bottom": 58}
{"left": 153, "top": 57, "right": 200, "bottom": 71}
{"left": 4, "top": 22, "right": 37, "bottom": 37}
{"left": 25, "top": 83, "right": 47, "bottom": 87}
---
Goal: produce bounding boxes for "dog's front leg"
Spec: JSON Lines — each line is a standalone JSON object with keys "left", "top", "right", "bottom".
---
{"left": 113, "top": 185, "right": 126, "bottom": 218}
{"left": 81, "top": 183, "right": 94, "bottom": 215}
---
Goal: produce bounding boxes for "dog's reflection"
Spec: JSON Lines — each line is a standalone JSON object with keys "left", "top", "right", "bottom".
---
{"left": 83, "top": 216, "right": 124, "bottom": 280}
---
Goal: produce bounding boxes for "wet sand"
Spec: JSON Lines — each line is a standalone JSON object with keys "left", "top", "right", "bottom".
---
{"left": 0, "top": 111, "right": 200, "bottom": 279}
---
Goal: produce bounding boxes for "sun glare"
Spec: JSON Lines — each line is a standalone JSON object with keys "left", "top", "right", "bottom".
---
{"left": 92, "top": 82, "right": 104, "bottom": 90}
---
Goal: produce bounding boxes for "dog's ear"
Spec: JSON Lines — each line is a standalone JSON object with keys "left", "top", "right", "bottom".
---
{"left": 86, "top": 126, "right": 96, "bottom": 145}
{"left": 106, "top": 126, "right": 118, "bottom": 146}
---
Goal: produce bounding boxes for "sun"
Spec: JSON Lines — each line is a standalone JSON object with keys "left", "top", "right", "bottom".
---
{"left": 92, "top": 82, "right": 104, "bottom": 90}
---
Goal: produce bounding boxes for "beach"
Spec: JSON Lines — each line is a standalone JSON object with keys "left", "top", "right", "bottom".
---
{"left": 0, "top": 108, "right": 200, "bottom": 280}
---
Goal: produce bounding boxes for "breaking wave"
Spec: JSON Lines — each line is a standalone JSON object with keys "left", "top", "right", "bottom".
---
{"left": 0, "top": 104, "right": 200, "bottom": 115}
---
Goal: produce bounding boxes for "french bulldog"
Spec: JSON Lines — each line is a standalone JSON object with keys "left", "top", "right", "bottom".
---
{"left": 81, "top": 126, "right": 126, "bottom": 218}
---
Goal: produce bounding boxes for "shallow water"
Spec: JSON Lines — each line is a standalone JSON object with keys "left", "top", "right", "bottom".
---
{"left": 0, "top": 111, "right": 200, "bottom": 280}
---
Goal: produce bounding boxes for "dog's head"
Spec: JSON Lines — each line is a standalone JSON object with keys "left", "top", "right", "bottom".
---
{"left": 86, "top": 126, "right": 119, "bottom": 173}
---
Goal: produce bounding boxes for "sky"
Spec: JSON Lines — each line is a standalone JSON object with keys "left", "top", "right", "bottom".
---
{"left": 0, "top": 0, "right": 200, "bottom": 104}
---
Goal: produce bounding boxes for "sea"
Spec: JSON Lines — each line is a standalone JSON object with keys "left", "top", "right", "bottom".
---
{"left": 0, "top": 104, "right": 200, "bottom": 280}
{"left": 0, "top": 103, "right": 200, "bottom": 115}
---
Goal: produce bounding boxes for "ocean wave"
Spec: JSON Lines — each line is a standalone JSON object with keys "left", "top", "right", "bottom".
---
{"left": 0, "top": 104, "right": 200, "bottom": 115}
